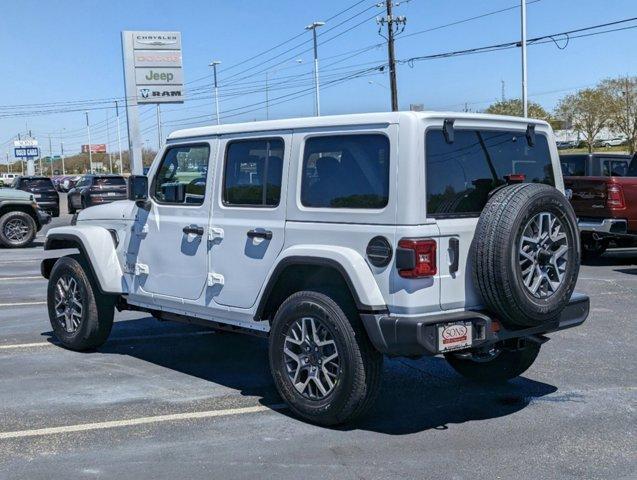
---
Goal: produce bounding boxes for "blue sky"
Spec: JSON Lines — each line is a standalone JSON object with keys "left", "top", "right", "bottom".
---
{"left": 1, "top": 0, "right": 636, "bottom": 156}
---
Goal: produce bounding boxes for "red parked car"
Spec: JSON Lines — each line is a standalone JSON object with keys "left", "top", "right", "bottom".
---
{"left": 564, "top": 154, "right": 637, "bottom": 259}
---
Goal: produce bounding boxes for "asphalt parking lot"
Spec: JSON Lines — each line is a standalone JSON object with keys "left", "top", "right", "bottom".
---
{"left": 0, "top": 196, "right": 635, "bottom": 479}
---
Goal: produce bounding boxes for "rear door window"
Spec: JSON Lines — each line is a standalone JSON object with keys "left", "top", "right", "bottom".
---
{"left": 426, "top": 129, "right": 554, "bottom": 218}
{"left": 301, "top": 134, "right": 389, "bottom": 208}
{"left": 223, "top": 138, "right": 284, "bottom": 207}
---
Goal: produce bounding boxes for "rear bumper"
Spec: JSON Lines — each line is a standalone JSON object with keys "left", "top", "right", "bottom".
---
{"left": 361, "top": 293, "right": 590, "bottom": 357}
{"left": 578, "top": 217, "right": 627, "bottom": 234}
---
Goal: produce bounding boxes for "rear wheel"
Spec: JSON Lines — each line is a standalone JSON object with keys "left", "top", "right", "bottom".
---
{"left": 445, "top": 342, "right": 541, "bottom": 383}
{"left": 269, "top": 291, "right": 383, "bottom": 426}
{"left": 0, "top": 211, "right": 37, "bottom": 248}
{"left": 47, "top": 256, "right": 115, "bottom": 351}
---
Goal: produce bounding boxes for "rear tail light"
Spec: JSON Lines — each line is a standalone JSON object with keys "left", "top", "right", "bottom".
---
{"left": 607, "top": 184, "right": 626, "bottom": 210}
{"left": 397, "top": 238, "right": 437, "bottom": 278}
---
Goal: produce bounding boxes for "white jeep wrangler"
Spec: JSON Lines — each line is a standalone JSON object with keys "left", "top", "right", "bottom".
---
{"left": 42, "top": 112, "right": 589, "bottom": 425}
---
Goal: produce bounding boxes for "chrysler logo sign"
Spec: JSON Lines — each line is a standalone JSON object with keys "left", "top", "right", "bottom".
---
{"left": 132, "top": 31, "right": 181, "bottom": 50}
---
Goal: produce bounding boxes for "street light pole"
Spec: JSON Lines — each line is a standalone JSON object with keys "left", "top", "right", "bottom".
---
{"left": 115, "top": 101, "right": 123, "bottom": 174}
{"left": 156, "top": 104, "right": 163, "bottom": 149}
{"left": 306, "top": 21, "right": 325, "bottom": 116}
{"left": 85, "top": 112, "right": 94, "bottom": 173}
{"left": 209, "top": 60, "right": 221, "bottom": 125}
{"left": 521, "top": 0, "right": 528, "bottom": 117}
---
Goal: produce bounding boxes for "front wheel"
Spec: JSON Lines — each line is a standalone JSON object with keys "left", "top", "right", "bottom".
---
{"left": 0, "top": 211, "right": 36, "bottom": 248}
{"left": 269, "top": 291, "right": 383, "bottom": 426}
{"left": 445, "top": 342, "right": 541, "bottom": 383}
{"left": 47, "top": 256, "right": 115, "bottom": 351}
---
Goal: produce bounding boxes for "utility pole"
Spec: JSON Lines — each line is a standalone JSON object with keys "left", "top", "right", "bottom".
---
{"left": 209, "top": 60, "right": 221, "bottom": 125}
{"left": 48, "top": 134, "right": 53, "bottom": 176}
{"left": 106, "top": 112, "right": 113, "bottom": 173}
{"left": 60, "top": 138, "right": 66, "bottom": 176}
{"left": 501, "top": 80, "right": 506, "bottom": 102}
{"left": 378, "top": 2, "right": 406, "bottom": 111}
{"left": 520, "top": 0, "right": 528, "bottom": 117}
{"left": 306, "top": 21, "right": 325, "bottom": 116}
{"left": 85, "top": 112, "right": 94, "bottom": 173}
{"left": 5, "top": 153, "right": 9, "bottom": 173}
{"left": 156, "top": 104, "right": 163, "bottom": 149}
{"left": 265, "top": 70, "right": 270, "bottom": 120}
{"left": 115, "top": 101, "right": 123, "bottom": 174}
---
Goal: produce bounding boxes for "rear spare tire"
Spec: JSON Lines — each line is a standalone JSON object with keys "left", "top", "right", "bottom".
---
{"left": 472, "top": 183, "right": 580, "bottom": 328}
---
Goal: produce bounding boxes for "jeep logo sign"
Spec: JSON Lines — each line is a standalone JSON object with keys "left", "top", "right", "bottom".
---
{"left": 135, "top": 68, "right": 183, "bottom": 85}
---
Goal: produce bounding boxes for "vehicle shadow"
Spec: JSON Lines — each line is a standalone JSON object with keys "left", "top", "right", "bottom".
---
{"left": 42, "top": 317, "right": 558, "bottom": 435}
{"left": 582, "top": 249, "right": 637, "bottom": 267}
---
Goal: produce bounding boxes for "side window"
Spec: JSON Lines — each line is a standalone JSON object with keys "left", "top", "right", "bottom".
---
{"left": 153, "top": 144, "right": 210, "bottom": 205}
{"left": 223, "top": 138, "right": 284, "bottom": 207}
{"left": 426, "top": 129, "right": 554, "bottom": 218}
{"left": 602, "top": 159, "right": 628, "bottom": 177}
{"left": 300, "top": 134, "right": 390, "bottom": 209}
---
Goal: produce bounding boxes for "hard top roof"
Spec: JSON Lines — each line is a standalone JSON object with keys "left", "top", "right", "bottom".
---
{"left": 168, "top": 110, "right": 548, "bottom": 141}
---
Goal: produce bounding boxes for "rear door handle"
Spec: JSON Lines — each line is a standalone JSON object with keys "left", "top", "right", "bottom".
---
{"left": 183, "top": 225, "right": 204, "bottom": 236}
{"left": 247, "top": 229, "right": 273, "bottom": 240}
{"left": 449, "top": 237, "right": 459, "bottom": 274}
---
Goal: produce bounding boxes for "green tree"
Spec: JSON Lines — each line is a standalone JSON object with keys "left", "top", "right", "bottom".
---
{"left": 485, "top": 99, "right": 551, "bottom": 121}
{"left": 555, "top": 87, "right": 613, "bottom": 153}
{"left": 601, "top": 76, "right": 637, "bottom": 154}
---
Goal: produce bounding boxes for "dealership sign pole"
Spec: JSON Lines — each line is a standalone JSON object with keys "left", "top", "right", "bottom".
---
{"left": 121, "top": 31, "right": 184, "bottom": 175}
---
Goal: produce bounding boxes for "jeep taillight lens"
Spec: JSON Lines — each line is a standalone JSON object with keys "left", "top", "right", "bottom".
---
{"left": 607, "top": 184, "right": 626, "bottom": 210}
{"left": 397, "top": 238, "right": 437, "bottom": 278}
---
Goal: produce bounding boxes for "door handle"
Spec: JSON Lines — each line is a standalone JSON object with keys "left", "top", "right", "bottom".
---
{"left": 247, "top": 229, "right": 273, "bottom": 240}
{"left": 183, "top": 225, "right": 204, "bottom": 236}
{"left": 449, "top": 238, "right": 459, "bottom": 274}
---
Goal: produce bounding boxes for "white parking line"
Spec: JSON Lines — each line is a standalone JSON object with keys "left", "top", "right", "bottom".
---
{"left": 0, "top": 330, "right": 217, "bottom": 350}
{"left": 0, "top": 276, "right": 43, "bottom": 282}
{"left": 0, "top": 301, "right": 46, "bottom": 307}
{"left": 0, "top": 404, "right": 285, "bottom": 440}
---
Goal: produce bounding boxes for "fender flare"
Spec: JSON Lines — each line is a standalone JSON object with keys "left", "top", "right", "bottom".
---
{"left": 255, "top": 245, "right": 388, "bottom": 319}
{"left": 42, "top": 226, "right": 124, "bottom": 294}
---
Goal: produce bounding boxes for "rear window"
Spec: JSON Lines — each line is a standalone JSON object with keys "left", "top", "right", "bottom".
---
{"left": 301, "top": 134, "right": 389, "bottom": 209}
{"left": 20, "top": 178, "right": 54, "bottom": 190}
{"left": 560, "top": 155, "right": 586, "bottom": 176}
{"left": 94, "top": 177, "right": 126, "bottom": 187}
{"left": 426, "top": 129, "right": 554, "bottom": 218}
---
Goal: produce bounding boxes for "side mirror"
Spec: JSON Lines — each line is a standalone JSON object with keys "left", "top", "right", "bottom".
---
{"left": 128, "top": 175, "right": 149, "bottom": 202}
{"left": 161, "top": 182, "right": 186, "bottom": 203}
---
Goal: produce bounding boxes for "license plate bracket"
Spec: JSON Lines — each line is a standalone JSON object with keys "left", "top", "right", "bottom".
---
{"left": 438, "top": 322, "right": 472, "bottom": 353}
